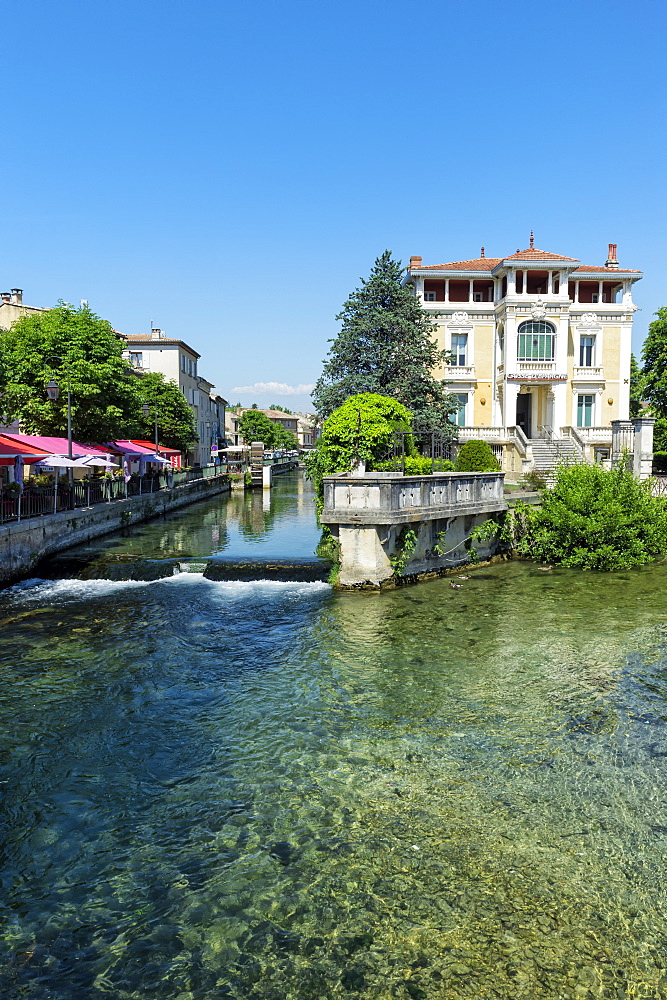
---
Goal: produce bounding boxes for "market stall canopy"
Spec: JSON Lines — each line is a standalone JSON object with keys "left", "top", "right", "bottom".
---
{"left": 0, "top": 433, "right": 117, "bottom": 463}
{"left": 32, "top": 455, "right": 85, "bottom": 468}
{"left": 110, "top": 440, "right": 170, "bottom": 464}
{"left": 0, "top": 433, "right": 51, "bottom": 466}
{"left": 78, "top": 456, "right": 113, "bottom": 467}
{"left": 129, "top": 439, "right": 181, "bottom": 457}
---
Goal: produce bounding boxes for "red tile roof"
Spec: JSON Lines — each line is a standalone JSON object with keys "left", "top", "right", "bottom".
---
{"left": 571, "top": 264, "right": 642, "bottom": 274}
{"left": 503, "top": 247, "right": 579, "bottom": 262}
{"left": 411, "top": 246, "right": 641, "bottom": 275}
{"left": 419, "top": 257, "right": 501, "bottom": 272}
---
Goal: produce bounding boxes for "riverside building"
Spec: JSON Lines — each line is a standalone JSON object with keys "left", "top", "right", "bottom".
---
{"left": 122, "top": 328, "right": 226, "bottom": 468}
{"left": 405, "top": 238, "right": 643, "bottom": 476}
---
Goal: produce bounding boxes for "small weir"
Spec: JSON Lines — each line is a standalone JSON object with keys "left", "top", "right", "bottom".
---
{"left": 41, "top": 554, "right": 331, "bottom": 583}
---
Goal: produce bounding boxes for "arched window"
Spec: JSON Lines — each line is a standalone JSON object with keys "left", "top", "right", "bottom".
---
{"left": 517, "top": 320, "right": 555, "bottom": 362}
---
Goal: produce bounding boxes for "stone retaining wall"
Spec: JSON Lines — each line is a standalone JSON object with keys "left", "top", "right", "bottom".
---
{"left": 0, "top": 474, "right": 230, "bottom": 585}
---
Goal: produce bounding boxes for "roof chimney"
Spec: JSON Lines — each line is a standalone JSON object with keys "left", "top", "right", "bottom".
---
{"left": 1, "top": 292, "right": 11, "bottom": 304}
{"left": 409, "top": 255, "right": 422, "bottom": 269}
{"left": 10, "top": 288, "right": 22, "bottom": 304}
{"left": 606, "top": 243, "right": 619, "bottom": 268}
{"left": 151, "top": 327, "right": 163, "bottom": 340}
{"left": 480, "top": 247, "right": 485, "bottom": 258}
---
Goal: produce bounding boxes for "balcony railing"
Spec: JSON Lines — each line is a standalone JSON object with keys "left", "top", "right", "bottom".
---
{"left": 573, "top": 366, "right": 604, "bottom": 379}
{"left": 516, "top": 361, "right": 556, "bottom": 372}
{"left": 458, "top": 426, "right": 506, "bottom": 441}
{"left": 564, "top": 426, "right": 613, "bottom": 444}
{"left": 444, "top": 364, "right": 475, "bottom": 378}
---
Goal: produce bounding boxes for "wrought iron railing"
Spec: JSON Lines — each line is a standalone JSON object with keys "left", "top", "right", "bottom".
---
{"left": 0, "top": 468, "right": 227, "bottom": 525}
{"left": 377, "top": 423, "right": 456, "bottom": 474}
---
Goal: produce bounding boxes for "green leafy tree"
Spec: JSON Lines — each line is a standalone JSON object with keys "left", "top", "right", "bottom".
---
{"left": 273, "top": 424, "right": 299, "bottom": 450}
{"left": 454, "top": 439, "right": 500, "bottom": 472}
{"left": 312, "top": 251, "right": 459, "bottom": 433}
{"left": 306, "top": 392, "right": 413, "bottom": 502}
{"left": 136, "top": 372, "right": 198, "bottom": 452}
{"left": 0, "top": 303, "right": 141, "bottom": 443}
{"left": 641, "top": 308, "right": 667, "bottom": 418}
{"left": 238, "top": 409, "right": 279, "bottom": 447}
{"left": 484, "top": 462, "right": 667, "bottom": 571}
{"left": 635, "top": 310, "right": 667, "bottom": 451}
{"left": 629, "top": 353, "right": 644, "bottom": 418}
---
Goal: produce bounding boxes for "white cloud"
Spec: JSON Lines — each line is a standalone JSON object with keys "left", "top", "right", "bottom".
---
{"left": 231, "top": 381, "right": 315, "bottom": 396}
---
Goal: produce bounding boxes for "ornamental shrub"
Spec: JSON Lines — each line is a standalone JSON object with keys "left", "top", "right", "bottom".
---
{"left": 374, "top": 456, "right": 454, "bottom": 474}
{"left": 305, "top": 392, "right": 413, "bottom": 503}
{"left": 499, "top": 461, "right": 667, "bottom": 570}
{"left": 454, "top": 439, "right": 500, "bottom": 472}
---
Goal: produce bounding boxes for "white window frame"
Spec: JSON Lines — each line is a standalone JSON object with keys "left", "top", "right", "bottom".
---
{"left": 517, "top": 321, "right": 555, "bottom": 362}
{"left": 579, "top": 335, "right": 596, "bottom": 367}
{"left": 450, "top": 333, "right": 468, "bottom": 367}
{"left": 449, "top": 392, "right": 468, "bottom": 427}
{"left": 424, "top": 291, "right": 436, "bottom": 302}
{"left": 576, "top": 393, "right": 595, "bottom": 428}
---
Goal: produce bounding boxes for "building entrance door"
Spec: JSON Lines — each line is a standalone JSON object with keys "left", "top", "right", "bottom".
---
{"left": 516, "top": 393, "right": 532, "bottom": 438}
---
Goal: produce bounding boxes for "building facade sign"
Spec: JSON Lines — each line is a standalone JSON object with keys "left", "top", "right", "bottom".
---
{"left": 506, "top": 373, "right": 568, "bottom": 382}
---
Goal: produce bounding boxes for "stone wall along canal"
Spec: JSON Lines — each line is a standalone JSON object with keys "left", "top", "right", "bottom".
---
{"left": 1, "top": 471, "right": 667, "bottom": 998}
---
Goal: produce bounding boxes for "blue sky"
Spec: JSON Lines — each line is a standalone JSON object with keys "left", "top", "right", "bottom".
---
{"left": 2, "top": 0, "right": 665, "bottom": 412}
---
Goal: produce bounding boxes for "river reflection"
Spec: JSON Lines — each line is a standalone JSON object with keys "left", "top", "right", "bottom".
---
{"left": 1, "top": 476, "right": 667, "bottom": 998}
{"left": 61, "top": 470, "right": 321, "bottom": 563}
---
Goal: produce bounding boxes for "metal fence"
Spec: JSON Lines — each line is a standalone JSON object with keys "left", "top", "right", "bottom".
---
{"left": 378, "top": 424, "right": 456, "bottom": 474}
{"left": 0, "top": 467, "right": 227, "bottom": 525}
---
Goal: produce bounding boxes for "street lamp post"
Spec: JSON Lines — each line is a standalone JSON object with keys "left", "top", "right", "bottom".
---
{"left": 45, "top": 357, "right": 73, "bottom": 461}
{"left": 141, "top": 403, "right": 159, "bottom": 457}
{"left": 45, "top": 355, "right": 73, "bottom": 487}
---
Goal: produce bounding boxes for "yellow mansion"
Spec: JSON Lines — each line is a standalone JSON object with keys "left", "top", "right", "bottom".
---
{"left": 406, "top": 238, "right": 643, "bottom": 476}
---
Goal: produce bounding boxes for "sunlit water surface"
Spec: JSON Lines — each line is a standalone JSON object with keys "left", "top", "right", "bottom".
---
{"left": 1, "top": 473, "right": 667, "bottom": 999}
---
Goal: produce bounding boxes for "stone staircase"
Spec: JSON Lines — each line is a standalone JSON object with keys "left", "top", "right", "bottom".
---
{"left": 530, "top": 436, "right": 582, "bottom": 482}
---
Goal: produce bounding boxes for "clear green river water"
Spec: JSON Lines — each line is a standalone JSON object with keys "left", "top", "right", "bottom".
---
{"left": 1, "top": 472, "right": 667, "bottom": 999}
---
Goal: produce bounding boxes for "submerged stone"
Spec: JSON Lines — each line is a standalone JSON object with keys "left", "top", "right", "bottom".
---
{"left": 269, "top": 841, "right": 296, "bottom": 865}
{"left": 341, "top": 967, "right": 366, "bottom": 991}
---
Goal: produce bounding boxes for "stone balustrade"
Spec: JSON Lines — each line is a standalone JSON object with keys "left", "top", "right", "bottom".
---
{"left": 321, "top": 471, "right": 506, "bottom": 525}
{"left": 320, "top": 471, "right": 507, "bottom": 588}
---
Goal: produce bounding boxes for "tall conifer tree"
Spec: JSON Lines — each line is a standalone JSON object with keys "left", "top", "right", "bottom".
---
{"left": 312, "top": 251, "right": 458, "bottom": 432}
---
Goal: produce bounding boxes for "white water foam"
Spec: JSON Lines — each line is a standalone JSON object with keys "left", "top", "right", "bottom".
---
{"left": 1, "top": 573, "right": 331, "bottom": 606}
